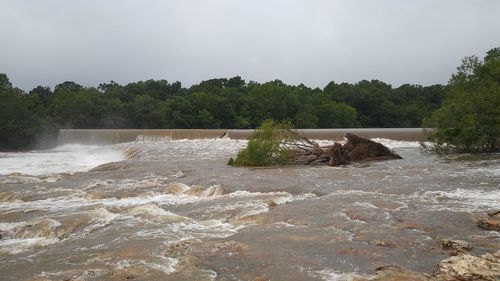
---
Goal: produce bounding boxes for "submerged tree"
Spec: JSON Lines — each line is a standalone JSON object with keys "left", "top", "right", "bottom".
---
{"left": 424, "top": 47, "right": 500, "bottom": 153}
{"left": 229, "top": 120, "right": 297, "bottom": 166}
{"left": 229, "top": 120, "right": 402, "bottom": 167}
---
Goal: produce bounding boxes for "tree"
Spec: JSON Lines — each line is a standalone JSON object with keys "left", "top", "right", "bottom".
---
{"left": 50, "top": 86, "right": 92, "bottom": 128}
{"left": 0, "top": 74, "right": 55, "bottom": 150}
{"left": 126, "top": 95, "right": 164, "bottom": 128}
{"left": 316, "top": 101, "right": 358, "bottom": 128}
{"left": 424, "top": 48, "right": 500, "bottom": 152}
{"left": 226, "top": 76, "right": 245, "bottom": 88}
{"left": 294, "top": 104, "right": 318, "bottom": 128}
{"left": 0, "top": 73, "right": 12, "bottom": 91}
{"left": 229, "top": 120, "right": 297, "bottom": 166}
{"left": 29, "top": 86, "right": 53, "bottom": 105}
{"left": 55, "top": 81, "right": 83, "bottom": 92}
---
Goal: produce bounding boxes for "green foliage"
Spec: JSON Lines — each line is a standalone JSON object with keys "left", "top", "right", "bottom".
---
{"left": 317, "top": 100, "right": 358, "bottom": 128}
{"left": 126, "top": 95, "right": 163, "bottom": 128}
{"left": 1, "top": 66, "right": 452, "bottom": 150}
{"left": 230, "top": 120, "right": 297, "bottom": 166}
{"left": 324, "top": 80, "right": 445, "bottom": 127}
{"left": 0, "top": 73, "right": 13, "bottom": 91}
{"left": 0, "top": 75, "right": 55, "bottom": 150}
{"left": 29, "top": 86, "right": 53, "bottom": 105}
{"left": 424, "top": 48, "right": 500, "bottom": 153}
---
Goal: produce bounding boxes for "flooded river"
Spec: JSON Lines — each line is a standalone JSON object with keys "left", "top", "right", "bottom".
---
{"left": 0, "top": 131, "right": 499, "bottom": 280}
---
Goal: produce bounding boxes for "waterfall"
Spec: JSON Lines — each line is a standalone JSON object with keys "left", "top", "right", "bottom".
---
{"left": 57, "top": 128, "right": 428, "bottom": 145}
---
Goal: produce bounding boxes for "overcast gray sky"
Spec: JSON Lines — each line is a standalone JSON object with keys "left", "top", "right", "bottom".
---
{"left": 1, "top": 0, "right": 499, "bottom": 91}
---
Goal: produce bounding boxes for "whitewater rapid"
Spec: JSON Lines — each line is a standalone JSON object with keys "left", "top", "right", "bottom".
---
{"left": 0, "top": 144, "right": 125, "bottom": 176}
{"left": 0, "top": 137, "right": 499, "bottom": 280}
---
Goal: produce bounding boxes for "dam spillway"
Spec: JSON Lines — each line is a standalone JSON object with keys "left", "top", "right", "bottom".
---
{"left": 57, "top": 128, "right": 429, "bottom": 145}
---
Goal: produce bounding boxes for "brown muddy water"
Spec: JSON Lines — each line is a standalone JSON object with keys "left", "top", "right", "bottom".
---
{"left": 0, "top": 130, "right": 499, "bottom": 281}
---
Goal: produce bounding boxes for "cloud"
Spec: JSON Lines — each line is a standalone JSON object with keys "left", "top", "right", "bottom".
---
{"left": 1, "top": 0, "right": 499, "bottom": 90}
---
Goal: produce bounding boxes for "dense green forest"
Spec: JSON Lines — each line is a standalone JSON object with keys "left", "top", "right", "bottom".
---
{"left": 425, "top": 47, "right": 500, "bottom": 152}
{"left": 0, "top": 72, "right": 446, "bottom": 150}
{"left": 7, "top": 45, "right": 498, "bottom": 152}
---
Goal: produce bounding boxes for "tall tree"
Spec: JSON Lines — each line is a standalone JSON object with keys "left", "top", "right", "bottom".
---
{"left": 425, "top": 48, "right": 500, "bottom": 152}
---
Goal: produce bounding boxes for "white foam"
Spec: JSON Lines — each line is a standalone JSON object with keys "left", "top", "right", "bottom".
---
{"left": 126, "top": 204, "right": 190, "bottom": 223}
{"left": 326, "top": 188, "right": 500, "bottom": 213}
{"left": 0, "top": 188, "right": 260, "bottom": 213}
{"left": 113, "top": 257, "right": 179, "bottom": 274}
{"left": 0, "top": 237, "right": 59, "bottom": 255}
{"left": 352, "top": 202, "right": 378, "bottom": 209}
{"left": 0, "top": 218, "right": 64, "bottom": 254}
{"left": 200, "top": 185, "right": 225, "bottom": 197}
{"left": 115, "top": 136, "right": 419, "bottom": 162}
{"left": 474, "top": 167, "right": 500, "bottom": 177}
{"left": 135, "top": 219, "right": 241, "bottom": 240}
{"left": 0, "top": 222, "right": 26, "bottom": 232}
{"left": 135, "top": 135, "right": 173, "bottom": 142}
{"left": 115, "top": 138, "right": 247, "bottom": 161}
{"left": 419, "top": 188, "right": 500, "bottom": 211}
{"left": 296, "top": 266, "right": 362, "bottom": 281}
{"left": 272, "top": 221, "right": 302, "bottom": 228}
{"left": 370, "top": 138, "right": 422, "bottom": 148}
{"left": 0, "top": 144, "right": 125, "bottom": 176}
{"left": 85, "top": 207, "right": 120, "bottom": 229}
{"left": 313, "top": 269, "right": 361, "bottom": 281}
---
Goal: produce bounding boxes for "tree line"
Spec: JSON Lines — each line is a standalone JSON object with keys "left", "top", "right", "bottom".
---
{"left": 3, "top": 46, "right": 498, "bottom": 153}
{"left": 0, "top": 74, "right": 446, "bottom": 149}
{"left": 0, "top": 73, "right": 447, "bottom": 150}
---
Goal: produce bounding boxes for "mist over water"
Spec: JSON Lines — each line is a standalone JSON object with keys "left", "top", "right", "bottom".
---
{"left": 0, "top": 144, "right": 125, "bottom": 176}
{"left": 0, "top": 132, "right": 499, "bottom": 280}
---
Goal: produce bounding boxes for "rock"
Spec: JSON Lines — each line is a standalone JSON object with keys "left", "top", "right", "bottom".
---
{"left": 353, "top": 250, "right": 500, "bottom": 281}
{"left": 200, "top": 185, "right": 225, "bottom": 197}
{"left": 355, "top": 265, "right": 432, "bottom": 281}
{"left": 477, "top": 211, "right": 500, "bottom": 231}
{"left": 164, "top": 182, "right": 191, "bottom": 194}
{"left": 164, "top": 240, "right": 192, "bottom": 258}
{"left": 182, "top": 185, "right": 205, "bottom": 196}
{"left": 343, "top": 133, "right": 402, "bottom": 162}
{"left": 354, "top": 250, "right": 500, "bottom": 280}
{"left": 211, "top": 241, "right": 248, "bottom": 255}
{"left": 252, "top": 275, "right": 269, "bottom": 281}
{"left": 433, "top": 250, "right": 500, "bottom": 281}
{"left": 488, "top": 210, "right": 500, "bottom": 217}
{"left": 478, "top": 221, "right": 500, "bottom": 230}
{"left": 371, "top": 240, "right": 397, "bottom": 248}
{"left": 437, "top": 239, "right": 472, "bottom": 255}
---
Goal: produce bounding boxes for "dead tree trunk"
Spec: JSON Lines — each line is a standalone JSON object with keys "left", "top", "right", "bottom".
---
{"left": 287, "top": 133, "right": 402, "bottom": 166}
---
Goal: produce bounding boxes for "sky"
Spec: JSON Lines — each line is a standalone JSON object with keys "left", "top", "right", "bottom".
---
{"left": 1, "top": 0, "right": 499, "bottom": 91}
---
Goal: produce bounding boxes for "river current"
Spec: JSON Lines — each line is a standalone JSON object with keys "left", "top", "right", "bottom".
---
{"left": 0, "top": 136, "right": 499, "bottom": 280}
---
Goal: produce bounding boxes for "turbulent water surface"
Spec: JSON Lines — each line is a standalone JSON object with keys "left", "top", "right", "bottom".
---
{"left": 0, "top": 136, "right": 499, "bottom": 280}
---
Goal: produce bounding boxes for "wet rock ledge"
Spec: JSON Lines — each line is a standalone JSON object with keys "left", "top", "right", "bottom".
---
{"left": 352, "top": 211, "right": 500, "bottom": 281}
{"left": 477, "top": 211, "right": 500, "bottom": 232}
{"left": 353, "top": 250, "right": 500, "bottom": 281}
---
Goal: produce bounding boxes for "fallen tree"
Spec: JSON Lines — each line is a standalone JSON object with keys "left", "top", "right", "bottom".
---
{"left": 228, "top": 120, "right": 402, "bottom": 167}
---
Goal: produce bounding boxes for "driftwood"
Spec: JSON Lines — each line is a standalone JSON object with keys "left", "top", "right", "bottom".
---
{"left": 287, "top": 132, "right": 402, "bottom": 166}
